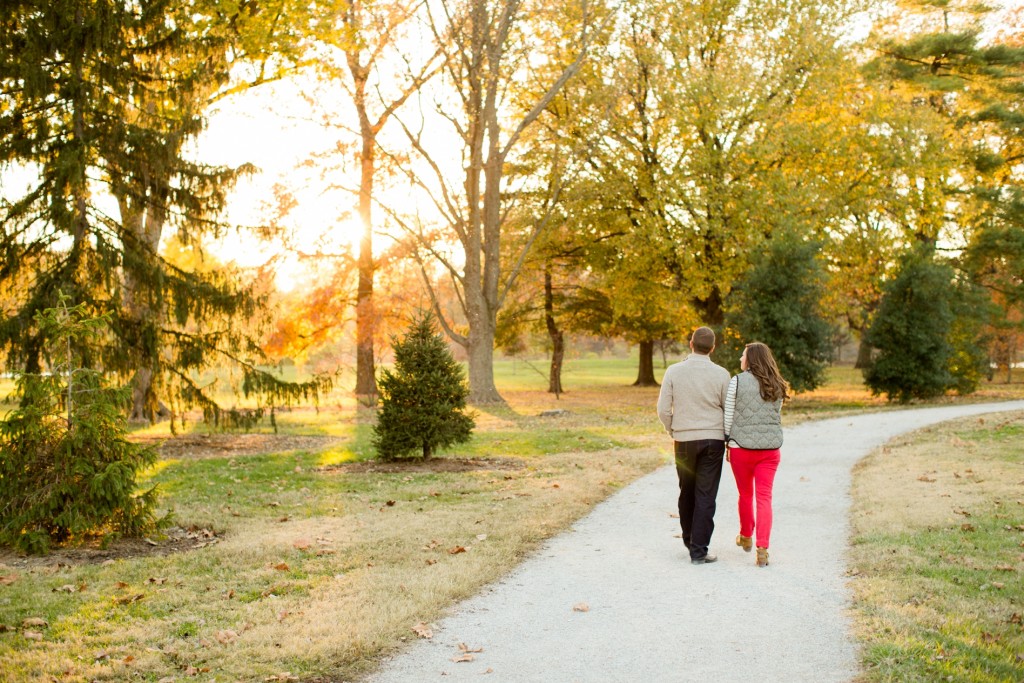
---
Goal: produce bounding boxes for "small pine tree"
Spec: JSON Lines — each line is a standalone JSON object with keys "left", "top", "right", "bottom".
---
{"left": 721, "top": 234, "right": 835, "bottom": 392}
{"left": 373, "top": 312, "right": 475, "bottom": 460}
{"left": 864, "top": 249, "right": 955, "bottom": 403}
{"left": 372, "top": 313, "right": 475, "bottom": 462}
{"left": 0, "top": 295, "right": 162, "bottom": 554}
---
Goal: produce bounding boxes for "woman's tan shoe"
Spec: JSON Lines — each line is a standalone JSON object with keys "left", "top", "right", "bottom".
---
{"left": 736, "top": 534, "right": 753, "bottom": 552}
{"left": 756, "top": 547, "right": 769, "bottom": 567}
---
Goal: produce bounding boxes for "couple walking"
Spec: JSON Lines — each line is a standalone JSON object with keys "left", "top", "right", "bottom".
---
{"left": 656, "top": 326, "right": 789, "bottom": 567}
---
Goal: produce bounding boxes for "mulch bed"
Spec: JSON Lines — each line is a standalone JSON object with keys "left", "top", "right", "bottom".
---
{"left": 0, "top": 526, "right": 220, "bottom": 570}
{"left": 130, "top": 432, "right": 340, "bottom": 459}
{"left": 319, "top": 456, "right": 525, "bottom": 474}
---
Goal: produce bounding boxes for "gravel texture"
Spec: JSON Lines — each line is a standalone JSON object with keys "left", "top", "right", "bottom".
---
{"left": 364, "top": 402, "right": 1024, "bottom": 683}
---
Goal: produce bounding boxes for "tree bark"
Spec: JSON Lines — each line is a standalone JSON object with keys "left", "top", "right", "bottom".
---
{"left": 545, "top": 266, "right": 564, "bottom": 396}
{"left": 634, "top": 339, "right": 658, "bottom": 386}
{"left": 354, "top": 110, "right": 378, "bottom": 399}
{"left": 854, "top": 336, "right": 873, "bottom": 370}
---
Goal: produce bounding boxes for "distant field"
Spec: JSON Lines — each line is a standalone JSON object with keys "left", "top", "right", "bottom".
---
{"left": 3, "top": 359, "right": 1024, "bottom": 428}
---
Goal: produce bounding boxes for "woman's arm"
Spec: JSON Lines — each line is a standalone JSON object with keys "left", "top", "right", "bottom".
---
{"left": 724, "top": 375, "right": 738, "bottom": 440}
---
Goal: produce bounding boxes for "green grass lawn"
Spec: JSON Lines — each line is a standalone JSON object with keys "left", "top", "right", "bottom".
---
{"left": 850, "top": 411, "right": 1024, "bottom": 683}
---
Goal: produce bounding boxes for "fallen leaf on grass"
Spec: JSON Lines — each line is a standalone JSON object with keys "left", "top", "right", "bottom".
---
{"left": 115, "top": 581, "right": 130, "bottom": 589}
{"left": 425, "top": 559, "right": 437, "bottom": 566}
{"left": 292, "top": 539, "right": 311, "bottom": 551}
{"left": 147, "top": 577, "right": 167, "bottom": 585}
{"left": 264, "top": 674, "right": 299, "bottom": 682}
{"left": 1008, "top": 613, "right": 1022, "bottom": 625}
{"left": 22, "top": 618, "right": 48, "bottom": 629}
{"left": 476, "top": 534, "right": 488, "bottom": 541}
{"left": 113, "top": 593, "right": 145, "bottom": 605}
{"left": 448, "top": 546, "right": 467, "bottom": 555}
{"left": 53, "top": 584, "right": 77, "bottom": 593}
{"left": 995, "top": 565, "right": 1016, "bottom": 572}
{"left": 0, "top": 574, "right": 17, "bottom": 585}
{"left": 573, "top": 603, "right": 590, "bottom": 612}
{"left": 215, "top": 629, "right": 238, "bottom": 645}
{"left": 23, "top": 630, "right": 43, "bottom": 641}
{"left": 412, "top": 622, "right": 433, "bottom": 639}
{"left": 273, "top": 563, "right": 290, "bottom": 571}
{"left": 918, "top": 475, "right": 936, "bottom": 483}
{"left": 961, "top": 523, "right": 975, "bottom": 532}
{"left": 158, "top": 678, "right": 175, "bottom": 683}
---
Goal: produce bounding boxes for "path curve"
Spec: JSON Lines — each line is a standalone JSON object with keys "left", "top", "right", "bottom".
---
{"left": 364, "top": 401, "right": 1024, "bottom": 683}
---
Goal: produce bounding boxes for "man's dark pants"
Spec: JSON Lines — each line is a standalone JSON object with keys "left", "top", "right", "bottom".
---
{"left": 675, "top": 439, "right": 725, "bottom": 561}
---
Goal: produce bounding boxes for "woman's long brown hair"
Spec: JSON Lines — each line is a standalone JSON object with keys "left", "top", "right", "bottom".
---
{"left": 745, "top": 342, "right": 790, "bottom": 402}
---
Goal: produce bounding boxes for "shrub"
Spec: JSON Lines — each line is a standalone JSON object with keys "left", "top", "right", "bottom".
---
{"left": 0, "top": 296, "right": 162, "bottom": 553}
{"left": 373, "top": 311, "right": 475, "bottom": 460}
{"left": 721, "top": 234, "right": 834, "bottom": 392}
{"left": 864, "top": 249, "right": 955, "bottom": 402}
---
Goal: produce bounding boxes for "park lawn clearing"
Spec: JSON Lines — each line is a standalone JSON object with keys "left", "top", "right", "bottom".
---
{"left": 2, "top": 365, "right": 1023, "bottom": 681}
{"left": 849, "top": 410, "right": 1024, "bottom": 683}
{"left": 0, "top": 389, "right": 665, "bottom": 683}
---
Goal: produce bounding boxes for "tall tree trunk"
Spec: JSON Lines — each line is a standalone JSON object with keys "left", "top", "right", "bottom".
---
{"left": 693, "top": 285, "right": 725, "bottom": 327}
{"left": 466, "top": 284, "right": 502, "bottom": 403}
{"left": 634, "top": 339, "right": 658, "bottom": 386}
{"left": 354, "top": 129, "right": 377, "bottom": 399}
{"left": 854, "top": 336, "right": 873, "bottom": 370}
{"left": 121, "top": 202, "right": 167, "bottom": 422}
{"left": 544, "top": 265, "right": 564, "bottom": 396}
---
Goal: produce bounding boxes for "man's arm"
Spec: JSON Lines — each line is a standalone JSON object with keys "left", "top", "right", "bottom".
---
{"left": 656, "top": 373, "right": 674, "bottom": 434}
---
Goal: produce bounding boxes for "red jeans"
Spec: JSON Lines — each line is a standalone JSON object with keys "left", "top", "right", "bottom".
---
{"left": 729, "top": 446, "right": 781, "bottom": 549}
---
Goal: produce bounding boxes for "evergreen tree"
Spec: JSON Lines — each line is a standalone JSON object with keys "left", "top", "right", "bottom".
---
{"left": 0, "top": 1, "right": 328, "bottom": 427}
{"left": 0, "top": 295, "right": 162, "bottom": 554}
{"left": 947, "top": 280, "right": 992, "bottom": 395}
{"left": 721, "top": 234, "right": 834, "bottom": 393}
{"left": 864, "top": 249, "right": 955, "bottom": 403}
{"left": 868, "top": 1, "right": 1024, "bottom": 367}
{"left": 373, "top": 312, "right": 475, "bottom": 460}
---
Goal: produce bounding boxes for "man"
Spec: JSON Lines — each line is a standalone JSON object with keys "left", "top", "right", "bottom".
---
{"left": 656, "top": 326, "right": 731, "bottom": 565}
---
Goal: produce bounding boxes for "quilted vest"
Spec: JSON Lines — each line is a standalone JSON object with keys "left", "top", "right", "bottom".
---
{"left": 730, "top": 372, "right": 783, "bottom": 450}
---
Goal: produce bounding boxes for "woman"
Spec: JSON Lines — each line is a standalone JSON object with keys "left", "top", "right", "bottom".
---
{"left": 724, "top": 342, "right": 789, "bottom": 567}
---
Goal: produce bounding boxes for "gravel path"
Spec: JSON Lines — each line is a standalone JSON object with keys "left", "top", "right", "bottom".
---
{"left": 364, "top": 401, "right": 1024, "bottom": 683}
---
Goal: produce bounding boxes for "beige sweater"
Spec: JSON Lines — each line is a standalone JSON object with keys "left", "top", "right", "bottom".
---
{"left": 657, "top": 353, "right": 731, "bottom": 442}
